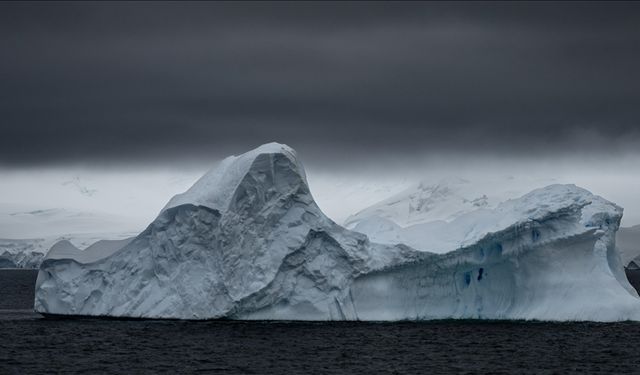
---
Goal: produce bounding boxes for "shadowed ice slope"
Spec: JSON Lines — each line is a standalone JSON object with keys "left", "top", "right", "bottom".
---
{"left": 35, "top": 143, "right": 640, "bottom": 321}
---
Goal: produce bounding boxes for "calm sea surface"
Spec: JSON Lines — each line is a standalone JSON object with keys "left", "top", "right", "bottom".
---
{"left": 2, "top": 269, "right": 640, "bottom": 374}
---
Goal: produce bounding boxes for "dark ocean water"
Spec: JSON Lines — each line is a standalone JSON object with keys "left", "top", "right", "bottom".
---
{"left": 2, "top": 270, "right": 640, "bottom": 374}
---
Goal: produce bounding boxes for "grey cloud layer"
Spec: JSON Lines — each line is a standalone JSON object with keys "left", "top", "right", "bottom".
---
{"left": 1, "top": 2, "right": 639, "bottom": 166}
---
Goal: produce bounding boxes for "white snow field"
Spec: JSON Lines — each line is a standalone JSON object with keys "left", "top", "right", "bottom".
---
{"left": 35, "top": 143, "right": 640, "bottom": 321}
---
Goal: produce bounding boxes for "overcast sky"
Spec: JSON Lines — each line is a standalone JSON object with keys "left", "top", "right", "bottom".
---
{"left": 1, "top": 2, "right": 640, "bottom": 229}
{"left": 1, "top": 2, "right": 639, "bottom": 167}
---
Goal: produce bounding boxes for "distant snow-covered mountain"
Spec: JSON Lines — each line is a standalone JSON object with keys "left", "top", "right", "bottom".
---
{"left": 0, "top": 204, "right": 140, "bottom": 268}
{"left": 343, "top": 176, "right": 550, "bottom": 230}
{"left": 0, "top": 204, "right": 140, "bottom": 239}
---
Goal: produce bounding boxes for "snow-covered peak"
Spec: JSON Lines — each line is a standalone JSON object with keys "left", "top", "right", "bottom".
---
{"left": 163, "top": 142, "right": 307, "bottom": 213}
{"left": 344, "top": 176, "right": 526, "bottom": 229}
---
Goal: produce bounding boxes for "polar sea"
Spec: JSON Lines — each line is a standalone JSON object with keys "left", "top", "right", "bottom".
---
{"left": 2, "top": 269, "right": 640, "bottom": 374}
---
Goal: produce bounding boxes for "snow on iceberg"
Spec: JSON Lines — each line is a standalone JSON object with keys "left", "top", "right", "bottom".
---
{"left": 0, "top": 233, "right": 136, "bottom": 269}
{"left": 35, "top": 143, "right": 640, "bottom": 321}
{"left": 0, "top": 204, "right": 140, "bottom": 269}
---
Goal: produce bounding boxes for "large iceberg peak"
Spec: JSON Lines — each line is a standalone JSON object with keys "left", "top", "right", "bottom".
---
{"left": 36, "top": 142, "right": 419, "bottom": 319}
{"left": 34, "top": 144, "right": 640, "bottom": 322}
{"left": 163, "top": 142, "right": 309, "bottom": 214}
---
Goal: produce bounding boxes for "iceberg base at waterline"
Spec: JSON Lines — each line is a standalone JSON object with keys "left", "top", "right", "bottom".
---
{"left": 34, "top": 143, "right": 640, "bottom": 321}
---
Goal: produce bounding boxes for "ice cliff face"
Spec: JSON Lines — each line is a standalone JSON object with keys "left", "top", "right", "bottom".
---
{"left": 35, "top": 143, "right": 640, "bottom": 321}
{"left": 348, "top": 185, "right": 640, "bottom": 321}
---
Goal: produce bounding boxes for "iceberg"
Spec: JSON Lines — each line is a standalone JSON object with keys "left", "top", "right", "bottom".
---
{"left": 0, "top": 233, "right": 135, "bottom": 269}
{"left": 34, "top": 143, "right": 640, "bottom": 321}
{"left": 0, "top": 204, "right": 140, "bottom": 269}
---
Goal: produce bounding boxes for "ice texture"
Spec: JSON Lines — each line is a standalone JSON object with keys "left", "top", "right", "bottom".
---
{"left": 34, "top": 143, "right": 640, "bottom": 321}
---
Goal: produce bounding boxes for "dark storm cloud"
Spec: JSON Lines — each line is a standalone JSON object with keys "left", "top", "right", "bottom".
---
{"left": 1, "top": 2, "right": 639, "bottom": 166}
